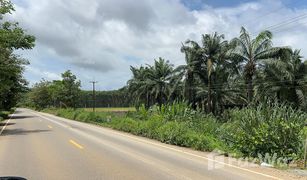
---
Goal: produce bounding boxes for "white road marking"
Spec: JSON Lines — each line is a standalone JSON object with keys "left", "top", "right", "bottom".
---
{"left": 0, "top": 111, "right": 15, "bottom": 135}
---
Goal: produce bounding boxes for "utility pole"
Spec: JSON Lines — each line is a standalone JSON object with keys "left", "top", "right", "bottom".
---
{"left": 90, "top": 81, "right": 98, "bottom": 113}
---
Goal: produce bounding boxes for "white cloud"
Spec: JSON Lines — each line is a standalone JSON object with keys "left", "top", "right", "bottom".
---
{"left": 10, "top": 0, "right": 307, "bottom": 90}
{"left": 26, "top": 66, "right": 61, "bottom": 81}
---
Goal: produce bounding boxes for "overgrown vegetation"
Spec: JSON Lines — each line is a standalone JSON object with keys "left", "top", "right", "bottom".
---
{"left": 4, "top": 0, "right": 305, "bottom": 168}
{"left": 42, "top": 102, "right": 307, "bottom": 163}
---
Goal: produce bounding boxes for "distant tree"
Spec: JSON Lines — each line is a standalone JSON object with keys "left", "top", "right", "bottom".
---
{"left": 28, "top": 80, "right": 52, "bottom": 109}
{"left": 60, "top": 70, "right": 81, "bottom": 108}
{"left": 128, "top": 58, "right": 174, "bottom": 108}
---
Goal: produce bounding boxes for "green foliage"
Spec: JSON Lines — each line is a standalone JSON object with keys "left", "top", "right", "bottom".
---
{"left": 23, "top": 70, "right": 81, "bottom": 109}
{"left": 79, "top": 87, "right": 131, "bottom": 108}
{"left": 42, "top": 103, "right": 227, "bottom": 153}
{"left": 128, "top": 58, "right": 174, "bottom": 108}
{"left": 0, "top": 0, "right": 35, "bottom": 110}
{"left": 220, "top": 103, "right": 306, "bottom": 159}
{"left": 42, "top": 101, "right": 307, "bottom": 163}
{"left": 0, "top": 110, "right": 10, "bottom": 120}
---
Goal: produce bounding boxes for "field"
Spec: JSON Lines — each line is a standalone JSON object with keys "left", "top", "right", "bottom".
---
{"left": 82, "top": 107, "right": 136, "bottom": 112}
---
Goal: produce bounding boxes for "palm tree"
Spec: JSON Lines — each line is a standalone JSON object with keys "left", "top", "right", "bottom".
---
{"left": 201, "top": 32, "right": 228, "bottom": 113}
{"left": 127, "top": 65, "right": 151, "bottom": 108}
{"left": 229, "top": 27, "right": 287, "bottom": 103}
{"left": 255, "top": 49, "right": 307, "bottom": 109}
{"left": 128, "top": 58, "right": 173, "bottom": 108}
{"left": 146, "top": 58, "right": 174, "bottom": 106}
{"left": 173, "top": 41, "right": 203, "bottom": 109}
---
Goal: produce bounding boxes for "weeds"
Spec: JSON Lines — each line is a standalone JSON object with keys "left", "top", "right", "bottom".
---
{"left": 42, "top": 102, "right": 307, "bottom": 164}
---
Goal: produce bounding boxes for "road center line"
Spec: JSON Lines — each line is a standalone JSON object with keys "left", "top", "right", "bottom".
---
{"left": 69, "top": 139, "right": 84, "bottom": 149}
{"left": 48, "top": 125, "right": 53, "bottom": 129}
{"left": 0, "top": 111, "right": 15, "bottom": 135}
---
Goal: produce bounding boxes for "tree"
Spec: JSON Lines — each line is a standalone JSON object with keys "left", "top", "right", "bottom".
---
{"left": 128, "top": 65, "right": 152, "bottom": 108}
{"left": 146, "top": 58, "right": 173, "bottom": 106}
{"left": 128, "top": 58, "right": 173, "bottom": 108}
{"left": 175, "top": 41, "right": 203, "bottom": 109}
{"left": 60, "top": 70, "right": 81, "bottom": 108}
{"left": 200, "top": 32, "right": 229, "bottom": 113}
{"left": 255, "top": 49, "right": 307, "bottom": 110}
{"left": 229, "top": 27, "right": 286, "bottom": 103}
{"left": 28, "top": 80, "right": 52, "bottom": 109}
{"left": 0, "top": 0, "right": 35, "bottom": 110}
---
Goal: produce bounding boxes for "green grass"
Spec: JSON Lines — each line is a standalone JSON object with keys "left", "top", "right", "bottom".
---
{"left": 82, "top": 107, "right": 136, "bottom": 112}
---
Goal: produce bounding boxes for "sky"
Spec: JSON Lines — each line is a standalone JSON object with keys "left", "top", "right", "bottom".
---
{"left": 9, "top": 0, "right": 307, "bottom": 90}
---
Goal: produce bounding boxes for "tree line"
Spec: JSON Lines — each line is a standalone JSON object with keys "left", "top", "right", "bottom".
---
{"left": 24, "top": 27, "right": 307, "bottom": 113}
{"left": 127, "top": 28, "right": 307, "bottom": 114}
{"left": 21, "top": 71, "right": 131, "bottom": 109}
{"left": 0, "top": 0, "right": 35, "bottom": 111}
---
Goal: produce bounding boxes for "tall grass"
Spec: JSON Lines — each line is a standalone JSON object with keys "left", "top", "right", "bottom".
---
{"left": 219, "top": 103, "right": 307, "bottom": 159}
{"left": 42, "top": 102, "right": 307, "bottom": 161}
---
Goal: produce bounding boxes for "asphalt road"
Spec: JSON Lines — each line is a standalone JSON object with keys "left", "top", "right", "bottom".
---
{"left": 0, "top": 108, "right": 302, "bottom": 180}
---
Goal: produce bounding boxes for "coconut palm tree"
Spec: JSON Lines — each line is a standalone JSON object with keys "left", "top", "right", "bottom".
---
{"left": 229, "top": 27, "right": 287, "bottom": 103}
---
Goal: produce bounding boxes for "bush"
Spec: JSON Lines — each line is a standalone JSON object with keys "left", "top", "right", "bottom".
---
{"left": 110, "top": 117, "right": 139, "bottom": 134}
{"left": 157, "top": 121, "right": 188, "bottom": 145}
{"left": 41, "top": 102, "right": 307, "bottom": 162}
{"left": 220, "top": 103, "right": 306, "bottom": 159}
{"left": 0, "top": 111, "right": 10, "bottom": 120}
{"left": 139, "top": 115, "right": 164, "bottom": 139}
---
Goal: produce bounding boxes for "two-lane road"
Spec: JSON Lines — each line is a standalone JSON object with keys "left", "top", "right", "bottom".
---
{"left": 0, "top": 109, "right": 301, "bottom": 179}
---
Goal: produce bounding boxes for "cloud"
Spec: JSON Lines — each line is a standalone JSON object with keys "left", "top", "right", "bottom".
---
{"left": 10, "top": 0, "right": 307, "bottom": 89}
{"left": 26, "top": 66, "right": 61, "bottom": 81}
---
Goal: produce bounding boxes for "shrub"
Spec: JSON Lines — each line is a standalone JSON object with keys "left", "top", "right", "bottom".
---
{"left": 0, "top": 111, "right": 10, "bottom": 120}
{"left": 139, "top": 115, "right": 164, "bottom": 139}
{"left": 110, "top": 117, "right": 139, "bottom": 134}
{"left": 220, "top": 103, "right": 306, "bottom": 159}
{"left": 157, "top": 121, "right": 188, "bottom": 145}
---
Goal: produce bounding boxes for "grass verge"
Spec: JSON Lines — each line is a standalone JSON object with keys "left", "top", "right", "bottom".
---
{"left": 41, "top": 103, "right": 307, "bottom": 168}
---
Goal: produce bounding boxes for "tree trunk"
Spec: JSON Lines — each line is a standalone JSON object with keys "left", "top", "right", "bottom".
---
{"left": 208, "top": 75, "right": 212, "bottom": 113}
{"left": 186, "top": 71, "right": 196, "bottom": 109}
{"left": 146, "top": 92, "right": 150, "bottom": 109}
{"left": 247, "top": 74, "right": 253, "bottom": 103}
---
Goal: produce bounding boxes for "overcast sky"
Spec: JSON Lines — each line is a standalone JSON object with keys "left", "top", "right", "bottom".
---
{"left": 10, "top": 0, "right": 307, "bottom": 90}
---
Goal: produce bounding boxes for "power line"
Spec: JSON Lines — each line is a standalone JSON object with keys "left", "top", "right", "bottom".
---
{"left": 252, "top": 13, "right": 307, "bottom": 35}
{"left": 243, "top": 0, "right": 303, "bottom": 26}
{"left": 271, "top": 20, "right": 307, "bottom": 34}
{"left": 266, "top": 13, "right": 307, "bottom": 31}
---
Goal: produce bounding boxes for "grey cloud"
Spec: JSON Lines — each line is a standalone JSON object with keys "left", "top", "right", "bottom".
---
{"left": 11, "top": 0, "right": 307, "bottom": 90}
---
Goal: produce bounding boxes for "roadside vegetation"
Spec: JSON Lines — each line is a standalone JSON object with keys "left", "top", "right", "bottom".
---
{"left": 22, "top": 23, "right": 307, "bottom": 167}
{"left": 83, "top": 107, "right": 136, "bottom": 112}
{"left": 42, "top": 102, "right": 307, "bottom": 167}
{"left": 0, "top": 0, "right": 35, "bottom": 118}
{"left": 1, "top": 0, "right": 305, "bottom": 168}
